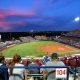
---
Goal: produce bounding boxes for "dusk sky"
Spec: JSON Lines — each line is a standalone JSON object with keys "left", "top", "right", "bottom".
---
{"left": 0, "top": 0, "right": 80, "bottom": 32}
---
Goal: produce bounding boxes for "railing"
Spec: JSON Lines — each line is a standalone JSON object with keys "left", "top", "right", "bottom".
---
{"left": 0, "top": 66, "right": 70, "bottom": 80}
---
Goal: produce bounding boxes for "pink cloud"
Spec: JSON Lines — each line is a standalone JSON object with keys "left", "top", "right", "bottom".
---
{"left": 0, "top": 9, "right": 36, "bottom": 18}
{"left": 0, "top": 21, "right": 12, "bottom": 31}
{"left": 8, "top": 11, "right": 36, "bottom": 17}
{"left": 0, "top": 14, "right": 5, "bottom": 19}
{"left": 0, "top": 10, "right": 7, "bottom": 19}
{"left": 0, "top": 20, "right": 27, "bottom": 31}
{"left": 0, "top": 9, "right": 31, "bottom": 31}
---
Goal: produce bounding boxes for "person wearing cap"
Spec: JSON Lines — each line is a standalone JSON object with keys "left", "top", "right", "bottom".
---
{"left": 43, "top": 53, "right": 65, "bottom": 80}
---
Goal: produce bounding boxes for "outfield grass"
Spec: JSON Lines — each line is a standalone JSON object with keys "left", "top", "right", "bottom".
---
{"left": 3, "top": 41, "right": 58, "bottom": 57}
{"left": 3, "top": 41, "right": 80, "bottom": 57}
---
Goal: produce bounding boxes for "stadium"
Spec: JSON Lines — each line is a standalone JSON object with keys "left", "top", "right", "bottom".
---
{"left": 0, "top": 0, "right": 80, "bottom": 80}
{"left": 0, "top": 30, "right": 80, "bottom": 80}
{"left": 1, "top": 34, "right": 80, "bottom": 57}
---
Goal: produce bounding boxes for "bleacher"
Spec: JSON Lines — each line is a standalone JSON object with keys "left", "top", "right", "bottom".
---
{"left": 0, "top": 42, "right": 7, "bottom": 51}
{"left": 54, "top": 30, "right": 80, "bottom": 48}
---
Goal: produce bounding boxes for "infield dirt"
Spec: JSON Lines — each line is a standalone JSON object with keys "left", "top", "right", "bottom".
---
{"left": 40, "top": 44, "right": 80, "bottom": 54}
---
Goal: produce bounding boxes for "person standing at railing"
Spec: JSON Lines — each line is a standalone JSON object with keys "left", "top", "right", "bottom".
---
{"left": 0, "top": 55, "right": 9, "bottom": 80}
{"left": 9, "top": 54, "right": 25, "bottom": 80}
{"left": 43, "top": 53, "right": 65, "bottom": 80}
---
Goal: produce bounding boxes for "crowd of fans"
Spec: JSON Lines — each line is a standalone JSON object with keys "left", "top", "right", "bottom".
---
{"left": 0, "top": 30, "right": 80, "bottom": 51}
{"left": 54, "top": 30, "right": 80, "bottom": 48}
{"left": 0, "top": 36, "right": 48, "bottom": 52}
{"left": 19, "top": 36, "right": 48, "bottom": 43}
{"left": 54, "top": 36, "right": 80, "bottom": 48}
{"left": 0, "top": 42, "right": 7, "bottom": 51}
{"left": 0, "top": 52, "right": 80, "bottom": 80}
{"left": 65, "top": 30, "right": 80, "bottom": 37}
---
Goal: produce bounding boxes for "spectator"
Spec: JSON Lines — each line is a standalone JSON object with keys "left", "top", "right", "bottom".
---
{"left": 9, "top": 54, "right": 25, "bottom": 80}
{"left": 43, "top": 53, "right": 65, "bottom": 80}
{"left": 35, "top": 59, "right": 42, "bottom": 66}
{"left": 22, "top": 59, "right": 30, "bottom": 66}
{"left": 65, "top": 57, "right": 70, "bottom": 66}
{"left": 43, "top": 56, "right": 51, "bottom": 64}
{"left": 28, "top": 58, "right": 40, "bottom": 80}
{"left": 0, "top": 56, "right": 9, "bottom": 80}
{"left": 40, "top": 61, "right": 45, "bottom": 74}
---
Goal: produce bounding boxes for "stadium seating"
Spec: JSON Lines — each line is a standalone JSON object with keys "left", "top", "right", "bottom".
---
{"left": 54, "top": 30, "right": 80, "bottom": 48}
{"left": 0, "top": 42, "right": 7, "bottom": 51}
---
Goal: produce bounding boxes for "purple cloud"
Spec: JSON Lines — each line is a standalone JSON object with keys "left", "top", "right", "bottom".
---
{"left": 0, "top": 9, "right": 36, "bottom": 31}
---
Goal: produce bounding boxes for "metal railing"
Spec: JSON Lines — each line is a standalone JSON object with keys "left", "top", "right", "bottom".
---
{"left": 0, "top": 66, "right": 70, "bottom": 80}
